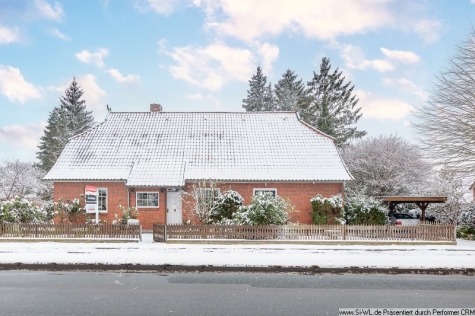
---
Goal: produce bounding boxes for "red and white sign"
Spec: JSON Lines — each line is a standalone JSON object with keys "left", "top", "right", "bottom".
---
{"left": 85, "top": 185, "right": 98, "bottom": 214}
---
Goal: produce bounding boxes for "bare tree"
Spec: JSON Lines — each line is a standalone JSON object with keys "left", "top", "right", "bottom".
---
{"left": 413, "top": 29, "right": 475, "bottom": 175}
{"left": 0, "top": 159, "right": 51, "bottom": 203}
{"left": 341, "top": 135, "right": 432, "bottom": 197}
{"left": 182, "top": 179, "right": 221, "bottom": 224}
{"left": 424, "top": 168, "right": 474, "bottom": 224}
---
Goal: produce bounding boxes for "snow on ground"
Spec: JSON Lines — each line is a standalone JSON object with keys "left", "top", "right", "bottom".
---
{"left": 0, "top": 235, "right": 474, "bottom": 269}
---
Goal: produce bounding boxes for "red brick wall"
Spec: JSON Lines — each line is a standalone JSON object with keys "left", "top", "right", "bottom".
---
{"left": 182, "top": 182, "right": 343, "bottom": 224}
{"left": 54, "top": 181, "right": 343, "bottom": 228}
{"left": 53, "top": 182, "right": 165, "bottom": 230}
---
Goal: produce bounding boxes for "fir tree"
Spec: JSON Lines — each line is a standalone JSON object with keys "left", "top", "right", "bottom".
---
{"left": 262, "top": 82, "right": 276, "bottom": 111}
{"left": 274, "top": 69, "right": 308, "bottom": 111}
{"left": 242, "top": 66, "right": 269, "bottom": 111}
{"left": 303, "top": 57, "right": 366, "bottom": 147}
{"left": 37, "top": 77, "right": 95, "bottom": 171}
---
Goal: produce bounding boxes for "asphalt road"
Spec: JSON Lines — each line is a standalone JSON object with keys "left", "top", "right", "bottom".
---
{"left": 0, "top": 272, "right": 474, "bottom": 315}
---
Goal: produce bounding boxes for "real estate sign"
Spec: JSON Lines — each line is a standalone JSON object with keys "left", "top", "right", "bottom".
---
{"left": 85, "top": 185, "right": 98, "bottom": 214}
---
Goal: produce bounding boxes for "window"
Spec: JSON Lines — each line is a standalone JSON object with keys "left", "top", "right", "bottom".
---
{"left": 98, "top": 188, "right": 107, "bottom": 212}
{"left": 136, "top": 192, "right": 159, "bottom": 208}
{"left": 198, "top": 188, "right": 221, "bottom": 202}
{"left": 253, "top": 188, "right": 277, "bottom": 198}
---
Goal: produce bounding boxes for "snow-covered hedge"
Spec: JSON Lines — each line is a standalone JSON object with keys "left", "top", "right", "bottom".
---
{"left": 0, "top": 196, "right": 55, "bottom": 224}
{"left": 344, "top": 195, "right": 388, "bottom": 225}
{"left": 310, "top": 195, "right": 344, "bottom": 225}
{"left": 218, "top": 192, "right": 292, "bottom": 225}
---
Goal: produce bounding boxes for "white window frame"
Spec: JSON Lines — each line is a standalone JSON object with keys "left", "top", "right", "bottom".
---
{"left": 98, "top": 188, "right": 108, "bottom": 213}
{"left": 253, "top": 188, "right": 278, "bottom": 198}
{"left": 197, "top": 188, "right": 221, "bottom": 202}
{"left": 136, "top": 191, "right": 160, "bottom": 208}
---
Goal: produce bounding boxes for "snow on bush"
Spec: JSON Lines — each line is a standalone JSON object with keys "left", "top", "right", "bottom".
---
{"left": 310, "top": 194, "right": 344, "bottom": 225}
{"left": 344, "top": 195, "right": 388, "bottom": 225}
{"left": 0, "top": 196, "right": 55, "bottom": 224}
{"left": 221, "top": 192, "right": 292, "bottom": 225}
{"left": 211, "top": 190, "right": 244, "bottom": 223}
{"left": 55, "top": 197, "right": 85, "bottom": 223}
{"left": 113, "top": 205, "right": 139, "bottom": 225}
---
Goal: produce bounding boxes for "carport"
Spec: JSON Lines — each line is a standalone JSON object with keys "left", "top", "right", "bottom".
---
{"left": 382, "top": 196, "right": 447, "bottom": 222}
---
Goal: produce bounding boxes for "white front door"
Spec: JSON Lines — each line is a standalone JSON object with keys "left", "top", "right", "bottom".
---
{"left": 166, "top": 190, "right": 182, "bottom": 224}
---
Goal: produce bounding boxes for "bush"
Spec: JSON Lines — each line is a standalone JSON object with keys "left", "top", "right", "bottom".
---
{"left": 224, "top": 192, "right": 292, "bottom": 225}
{"left": 211, "top": 190, "right": 244, "bottom": 223}
{"left": 114, "top": 205, "right": 139, "bottom": 225}
{"left": 56, "top": 197, "right": 85, "bottom": 223}
{"left": 456, "top": 225, "right": 475, "bottom": 240}
{"left": 311, "top": 195, "right": 344, "bottom": 225}
{"left": 0, "top": 196, "right": 55, "bottom": 224}
{"left": 344, "top": 195, "right": 388, "bottom": 225}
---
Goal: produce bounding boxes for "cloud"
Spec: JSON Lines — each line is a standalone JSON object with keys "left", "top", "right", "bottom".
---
{"left": 49, "top": 28, "right": 70, "bottom": 41}
{"left": 0, "top": 122, "right": 46, "bottom": 149}
{"left": 163, "top": 41, "right": 255, "bottom": 90}
{"left": 339, "top": 44, "right": 394, "bottom": 72}
{"left": 414, "top": 19, "right": 442, "bottom": 43}
{"left": 199, "top": 0, "right": 394, "bottom": 42}
{"left": 34, "top": 0, "right": 64, "bottom": 21}
{"left": 0, "top": 26, "right": 20, "bottom": 44}
{"left": 0, "top": 65, "right": 41, "bottom": 103}
{"left": 337, "top": 44, "right": 420, "bottom": 73}
{"left": 382, "top": 78, "right": 427, "bottom": 100}
{"left": 186, "top": 93, "right": 204, "bottom": 100}
{"left": 135, "top": 0, "right": 191, "bottom": 14}
{"left": 186, "top": 93, "right": 221, "bottom": 109}
{"left": 106, "top": 69, "right": 141, "bottom": 84}
{"left": 256, "top": 42, "right": 279, "bottom": 75}
{"left": 356, "top": 89, "right": 414, "bottom": 120}
{"left": 380, "top": 48, "right": 420, "bottom": 63}
{"left": 76, "top": 49, "right": 109, "bottom": 67}
{"left": 49, "top": 75, "right": 106, "bottom": 112}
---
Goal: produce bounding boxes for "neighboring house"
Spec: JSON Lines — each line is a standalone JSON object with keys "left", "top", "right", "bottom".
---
{"left": 44, "top": 105, "right": 353, "bottom": 229}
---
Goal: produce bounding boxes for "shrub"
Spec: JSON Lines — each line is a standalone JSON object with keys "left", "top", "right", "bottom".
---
{"left": 311, "top": 195, "right": 344, "bottom": 225}
{"left": 0, "top": 196, "right": 55, "bottom": 224}
{"left": 225, "top": 192, "right": 293, "bottom": 225}
{"left": 344, "top": 195, "right": 388, "bottom": 225}
{"left": 210, "top": 190, "right": 244, "bottom": 222}
{"left": 56, "top": 197, "right": 85, "bottom": 223}
{"left": 114, "top": 205, "right": 139, "bottom": 225}
{"left": 456, "top": 225, "right": 475, "bottom": 240}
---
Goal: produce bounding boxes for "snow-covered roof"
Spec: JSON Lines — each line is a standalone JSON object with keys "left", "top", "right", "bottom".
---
{"left": 44, "top": 111, "right": 353, "bottom": 186}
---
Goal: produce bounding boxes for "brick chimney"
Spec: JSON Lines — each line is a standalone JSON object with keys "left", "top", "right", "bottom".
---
{"left": 150, "top": 103, "right": 163, "bottom": 112}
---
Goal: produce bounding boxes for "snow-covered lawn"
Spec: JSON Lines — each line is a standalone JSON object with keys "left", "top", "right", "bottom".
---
{"left": 0, "top": 234, "right": 474, "bottom": 269}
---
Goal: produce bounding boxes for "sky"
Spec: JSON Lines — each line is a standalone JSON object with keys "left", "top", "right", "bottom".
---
{"left": 1, "top": 0, "right": 475, "bottom": 162}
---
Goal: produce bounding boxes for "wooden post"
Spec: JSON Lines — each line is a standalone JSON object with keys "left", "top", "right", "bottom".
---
{"left": 415, "top": 202, "right": 429, "bottom": 222}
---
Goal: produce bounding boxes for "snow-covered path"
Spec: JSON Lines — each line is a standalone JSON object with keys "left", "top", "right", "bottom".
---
{"left": 1, "top": 235, "right": 474, "bottom": 269}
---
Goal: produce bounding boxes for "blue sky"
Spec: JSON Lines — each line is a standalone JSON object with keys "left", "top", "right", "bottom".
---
{"left": 1, "top": 0, "right": 475, "bottom": 162}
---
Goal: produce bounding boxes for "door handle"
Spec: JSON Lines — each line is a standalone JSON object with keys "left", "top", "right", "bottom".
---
{"left": 167, "top": 209, "right": 169, "bottom": 213}
{"left": 174, "top": 209, "right": 176, "bottom": 212}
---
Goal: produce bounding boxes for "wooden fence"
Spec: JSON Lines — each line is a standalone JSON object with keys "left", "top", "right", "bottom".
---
{"left": 153, "top": 224, "right": 455, "bottom": 242}
{"left": 0, "top": 223, "right": 142, "bottom": 240}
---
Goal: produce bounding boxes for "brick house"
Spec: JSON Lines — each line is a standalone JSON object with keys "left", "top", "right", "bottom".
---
{"left": 44, "top": 106, "right": 353, "bottom": 229}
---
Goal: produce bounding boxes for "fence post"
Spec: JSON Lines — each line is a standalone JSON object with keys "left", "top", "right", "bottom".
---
{"left": 343, "top": 225, "right": 347, "bottom": 240}
{"left": 139, "top": 225, "right": 142, "bottom": 242}
{"left": 164, "top": 225, "right": 167, "bottom": 242}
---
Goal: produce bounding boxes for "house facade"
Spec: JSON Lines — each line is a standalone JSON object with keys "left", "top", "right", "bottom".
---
{"left": 45, "top": 106, "right": 353, "bottom": 229}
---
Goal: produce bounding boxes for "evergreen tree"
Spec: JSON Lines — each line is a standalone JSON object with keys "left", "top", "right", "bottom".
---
{"left": 37, "top": 77, "right": 95, "bottom": 172}
{"left": 274, "top": 69, "right": 308, "bottom": 111}
{"left": 262, "top": 82, "right": 277, "bottom": 111}
{"left": 242, "top": 66, "right": 268, "bottom": 111}
{"left": 303, "top": 57, "right": 365, "bottom": 147}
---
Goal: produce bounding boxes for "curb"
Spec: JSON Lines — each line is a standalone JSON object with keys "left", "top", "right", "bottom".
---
{"left": 0, "top": 263, "right": 474, "bottom": 275}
